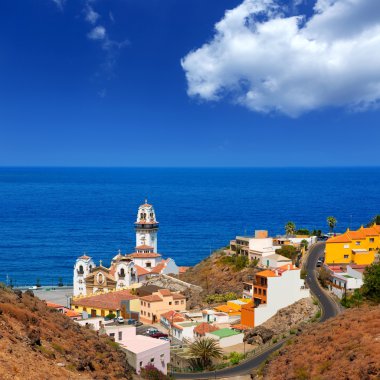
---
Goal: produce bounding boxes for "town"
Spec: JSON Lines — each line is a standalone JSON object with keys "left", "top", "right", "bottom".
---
{"left": 34, "top": 201, "right": 379, "bottom": 377}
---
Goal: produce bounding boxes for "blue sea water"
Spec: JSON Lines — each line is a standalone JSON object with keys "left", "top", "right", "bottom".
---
{"left": 0, "top": 167, "right": 379, "bottom": 286}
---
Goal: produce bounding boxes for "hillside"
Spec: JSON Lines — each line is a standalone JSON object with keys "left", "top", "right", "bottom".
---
{"left": 261, "top": 306, "right": 380, "bottom": 380}
{"left": 0, "top": 285, "right": 133, "bottom": 380}
{"left": 180, "top": 251, "right": 257, "bottom": 299}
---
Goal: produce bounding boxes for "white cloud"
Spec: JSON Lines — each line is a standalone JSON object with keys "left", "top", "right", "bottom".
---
{"left": 88, "top": 26, "right": 107, "bottom": 41}
{"left": 84, "top": 4, "right": 100, "bottom": 25}
{"left": 181, "top": 0, "right": 380, "bottom": 116}
{"left": 51, "top": 0, "right": 66, "bottom": 10}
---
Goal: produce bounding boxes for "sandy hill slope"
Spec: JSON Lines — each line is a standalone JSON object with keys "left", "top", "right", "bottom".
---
{"left": 262, "top": 306, "right": 380, "bottom": 380}
{"left": 0, "top": 286, "right": 133, "bottom": 380}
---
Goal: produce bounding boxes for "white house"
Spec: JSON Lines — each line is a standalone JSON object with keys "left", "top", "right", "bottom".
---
{"left": 202, "top": 310, "right": 229, "bottom": 324}
{"left": 250, "top": 265, "right": 310, "bottom": 326}
{"left": 171, "top": 321, "right": 199, "bottom": 342}
{"left": 206, "top": 328, "right": 244, "bottom": 348}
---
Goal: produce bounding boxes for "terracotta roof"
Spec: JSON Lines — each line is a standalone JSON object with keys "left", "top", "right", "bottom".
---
{"left": 348, "top": 230, "right": 366, "bottom": 240}
{"left": 65, "top": 310, "right": 81, "bottom": 318}
{"left": 140, "top": 202, "right": 152, "bottom": 207}
{"left": 361, "top": 226, "right": 380, "bottom": 236}
{"left": 150, "top": 260, "right": 170, "bottom": 274}
{"left": 72, "top": 290, "right": 138, "bottom": 310}
{"left": 256, "top": 270, "right": 277, "bottom": 278}
{"left": 46, "top": 302, "right": 64, "bottom": 309}
{"left": 160, "top": 310, "right": 185, "bottom": 322}
{"left": 135, "top": 244, "right": 154, "bottom": 250}
{"left": 327, "top": 233, "right": 352, "bottom": 243}
{"left": 135, "top": 265, "right": 150, "bottom": 276}
{"left": 193, "top": 322, "right": 219, "bottom": 336}
{"left": 158, "top": 289, "right": 172, "bottom": 296}
{"left": 127, "top": 252, "right": 161, "bottom": 258}
{"left": 179, "top": 266, "right": 190, "bottom": 274}
{"left": 139, "top": 294, "right": 162, "bottom": 302}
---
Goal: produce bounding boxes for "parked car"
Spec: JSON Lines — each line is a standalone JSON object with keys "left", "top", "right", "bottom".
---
{"left": 150, "top": 332, "right": 169, "bottom": 339}
{"left": 146, "top": 328, "right": 159, "bottom": 335}
{"left": 316, "top": 259, "right": 323, "bottom": 267}
{"left": 133, "top": 321, "right": 143, "bottom": 327}
{"left": 116, "top": 316, "right": 124, "bottom": 324}
{"left": 158, "top": 337, "right": 170, "bottom": 342}
{"left": 28, "top": 286, "right": 38, "bottom": 290}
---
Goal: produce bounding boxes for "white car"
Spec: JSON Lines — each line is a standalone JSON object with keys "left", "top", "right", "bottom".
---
{"left": 116, "top": 316, "right": 124, "bottom": 323}
{"left": 28, "top": 286, "right": 38, "bottom": 290}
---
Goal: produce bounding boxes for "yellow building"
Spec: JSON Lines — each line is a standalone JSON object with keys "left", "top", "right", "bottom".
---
{"left": 325, "top": 225, "right": 380, "bottom": 265}
{"left": 213, "top": 299, "right": 251, "bottom": 316}
{"left": 72, "top": 289, "right": 140, "bottom": 318}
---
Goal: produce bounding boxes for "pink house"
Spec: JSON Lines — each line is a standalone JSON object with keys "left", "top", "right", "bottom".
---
{"left": 119, "top": 327, "right": 170, "bottom": 375}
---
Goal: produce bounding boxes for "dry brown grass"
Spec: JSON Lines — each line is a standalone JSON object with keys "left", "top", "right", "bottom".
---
{"left": 263, "top": 306, "right": 380, "bottom": 380}
{"left": 0, "top": 288, "right": 133, "bottom": 380}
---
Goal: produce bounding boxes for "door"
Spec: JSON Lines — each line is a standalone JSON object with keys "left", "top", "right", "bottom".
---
{"left": 91, "top": 309, "right": 97, "bottom": 317}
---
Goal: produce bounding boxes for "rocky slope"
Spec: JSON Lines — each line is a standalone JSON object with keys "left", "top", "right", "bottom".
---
{"left": 260, "top": 306, "right": 380, "bottom": 380}
{"left": 0, "top": 285, "right": 133, "bottom": 380}
{"left": 244, "top": 298, "right": 318, "bottom": 345}
{"left": 179, "top": 251, "right": 257, "bottom": 301}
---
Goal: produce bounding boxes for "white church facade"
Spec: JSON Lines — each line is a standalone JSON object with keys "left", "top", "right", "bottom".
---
{"left": 73, "top": 200, "right": 179, "bottom": 297}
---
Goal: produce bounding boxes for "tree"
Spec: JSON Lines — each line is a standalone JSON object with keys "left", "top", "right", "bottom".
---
{"left": 300, "top": 239, "right": 309, "bottom": 250}
{"left": 140, "top": 364, "right": 171, "bottom": 379}
{"left": 296, "top": 229, "right": 310, "bottom": 236}
{"left": 366, "top": 215, "right": 380, "bottom": 227}
{"left": 326, "top": 216, "right": 337, "bottom": 233}
{"left": 285, "top": 221, "right": 296, "bottom": 236}
{"left": 362, "top": 262, "right": 380, "bottom": 303}
{"left": 318, "top": 266, "right": 331, "bottom": 288}
{"left": 188, "top": 337, "right": 223, "bottom": 370}
{"left": 275, "top": 245, "right": 298, "bottom": 263}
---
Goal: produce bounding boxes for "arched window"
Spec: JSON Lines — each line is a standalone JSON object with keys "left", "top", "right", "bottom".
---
{"left": 120, "top": 268, "right": 125, "bottom": 277}
{"left": 78, "top": 265, "right": 84, "bottom": 274}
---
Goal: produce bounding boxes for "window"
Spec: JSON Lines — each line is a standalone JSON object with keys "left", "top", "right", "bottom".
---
{"left": 150, "top": 358, "right": 154, "bottom": 363}
{"left": 146, "top": 262, "right": 151, "bottom": 268}
{"left": 344, "top": 244, "right": 349, "bottom": 249}
{"left": 344, "top": 255, "right": 349, "bottom": 259}
{"left": 110, "top": 333, "right": 115, "bottom": 338}
{"left": 175, "top": 301, "right": 179, "bottom": 305}
{"left": 355, "top": 241, "right": 361, "bottom": 246}
{"left": 263, "top": 289, "right": 267, "bottom": 296}
{"left": 118, "top": 331, "right": 122, "bottom": 341}
{"left": 148, "top": 312, "right": 151, "bottom": 317}
{"left": 139, "top": 361, "right": 143, "bottom": 367}
{"left": 148, "top": 303, "right": 150, "bottom": 308}
{"left": 369, "top": 238, "right": 375, "bottom": 243}
{"left": 169, "top": 302, "right": 172, "bottom": 305}
{"left": 181, "top": 300, "right": 184, "bottom": 304}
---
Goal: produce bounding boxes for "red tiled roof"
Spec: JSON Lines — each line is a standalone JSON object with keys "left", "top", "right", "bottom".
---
{"left": 161, "top": 310, "right": 185, "bottom": 323}
{"left": 127, "top": 252, "right": 161, "bottom": 258}
{"left": 172, "top": 293, "right": 186, "bottom": 300}
{"left": 65, "top": 310, "right": 80, "bottom": 318}
{"left": 135, "top": 265, "right": 150, "bottom": 276}
{"left": 135, "top": 244, "right": 154, "bottom": 250}
{"left": 193, "top": 322, "right": 219, "bottom": 335}
{"left": 72, "top": 290, "right": 138, "bottom": 310}
{"left": 158, "top": 289, "right": 172, "bottom": 296}
{"left": 139, "top": 294, "right": 162, "bottom": 302}
{"left": 150, "top": 261, "right": 168, "bottom": 274}
{"left": 46, "top": 302, "right": 64, "bottom": 309}
{"left": 327, "top": 233, "right": 352, "bottom": 243}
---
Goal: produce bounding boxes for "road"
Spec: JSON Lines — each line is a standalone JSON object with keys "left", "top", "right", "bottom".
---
{"left": 173, "top": 242, "right": 340, "bottom": 379}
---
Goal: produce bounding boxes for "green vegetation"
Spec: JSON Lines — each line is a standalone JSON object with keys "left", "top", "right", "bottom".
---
{"left": 275, "top": 245, "right": 299, "bottom": 263}
{"left": 205, "top": 292, "right": 238, "bottom": 304}
{"left": 362, "top": 262, "right": 380, "bottom": 303}
{"left": 228, "top": 351, "right": 245, "bottom": 365}
{"left": 326, "top": 216, "right": 337, "bottom": 233}
{"left": 296, "top": 229, "right": 310, "bottom": 235}
{"left": 219, "top": 254, "right": 248, "bottom": 271}
{"left": 317, "top": 266, "right": 331, "bottom": 288}
{"left": 300, "top": 239, "right": 309, "bottom": 249}
{"left": 51, "top": 342, "right": 65, "bottom": 354}
{"left": 311, "top": 229, "right": 322, "bottom": 237}
{"left": 140, "top": 363, "right": 173, "bottom": 379}
{"left": 285, "top": 221, "right": 296, "bottom": 236}
{"left": 188, "top": 337, "right": 223, "bottom": 370}
{"left": 341, "top": 289, "right": 364, "bottom": 308}
{"left": 366, "top": 214, "right": 380, "bottom": 227}
{"left": 105, "top": 313, "right": 116, "bottom": 320}
{"left": 300, "top": 269, "right": 307, "bottom": 279}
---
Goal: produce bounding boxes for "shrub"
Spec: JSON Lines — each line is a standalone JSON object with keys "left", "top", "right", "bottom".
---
{"left": 105, "top": 313, "right": 116, "bottom": 320}
{"left": 229, "top": 351, "right": 245, "bottom": 365}
{"left": 205, "top": 292, "right": 238, "bottom": 304}
{"left": 362, "top": 262, "right": 380, "bottom": 303}
{"left": 140, "top": 364, "right": 172, "bottom": 379}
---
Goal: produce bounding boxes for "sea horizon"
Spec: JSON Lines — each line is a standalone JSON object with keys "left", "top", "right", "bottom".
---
{"left": 1, "top": 166, "right": 380, "bottom": 286}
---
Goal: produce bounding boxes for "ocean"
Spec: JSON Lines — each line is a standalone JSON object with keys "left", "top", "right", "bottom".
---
{"left": 0, "top": 167, "right": 379, "bottom": 286}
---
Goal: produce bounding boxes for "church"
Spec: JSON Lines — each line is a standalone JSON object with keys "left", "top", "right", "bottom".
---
{"left": 73, "top": 200, "right": 179, "bottom": 297}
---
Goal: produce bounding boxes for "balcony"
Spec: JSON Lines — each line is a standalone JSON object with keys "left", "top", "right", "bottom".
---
{"left": 134, "top": 222, "right": 159, "bottom": 230}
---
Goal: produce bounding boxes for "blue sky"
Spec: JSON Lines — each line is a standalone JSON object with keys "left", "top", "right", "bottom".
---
{"left": 0, "top": 0, "right": 380, "bottom": 167}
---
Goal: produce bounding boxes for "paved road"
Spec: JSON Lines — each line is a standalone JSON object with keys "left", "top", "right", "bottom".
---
{"left": 305, "top": 242, "right": 339, "bottom": 321}
{"left": 173, "top": 242, "right": 340, "bottom": 379}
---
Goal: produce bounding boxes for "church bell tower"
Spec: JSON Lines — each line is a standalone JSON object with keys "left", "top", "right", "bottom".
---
{"left": 135, "top": 200, "right": 159, "bottom": 252}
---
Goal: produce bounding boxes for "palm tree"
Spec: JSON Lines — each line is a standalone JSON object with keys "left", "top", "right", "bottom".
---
{"left": 326, "top": 216, "right": 337, "bottom": 233}
{"left": 187, "top": 337, "right": 223, "bottom": 369}
{"left": 285, "top": 221, "right": 296, "bottom": 236}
